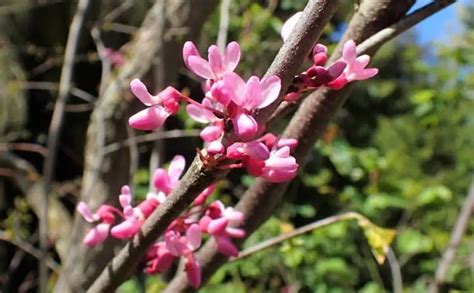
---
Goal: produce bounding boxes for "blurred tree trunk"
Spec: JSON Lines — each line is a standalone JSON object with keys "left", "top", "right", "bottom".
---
{"left": 54, "top": 1, "right": 217, "bottom": 292}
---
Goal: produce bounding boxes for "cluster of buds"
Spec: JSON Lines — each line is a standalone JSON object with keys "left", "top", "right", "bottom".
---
{"left": 78, "top": 156, "right": 244, "bottom": 288}
{"left": 281, "top": 12, "right": 378, "bottom": 102}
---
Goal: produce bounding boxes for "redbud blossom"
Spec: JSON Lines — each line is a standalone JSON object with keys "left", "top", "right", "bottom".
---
{"left": 328, "top": 40, "right": 379, "bottom": 89}
{"left": 183, "top": 41, "right": 241, "bottom": 80}
{"left": 76, "top": 202, "right": 122, "bottom": 246}
{"left": 128, "top": 79, "right": 182, "bottom": 130}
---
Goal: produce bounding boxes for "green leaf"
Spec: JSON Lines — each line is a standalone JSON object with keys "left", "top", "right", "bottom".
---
{"left": 356, "top": 217, "right": 396, "bottom": 264}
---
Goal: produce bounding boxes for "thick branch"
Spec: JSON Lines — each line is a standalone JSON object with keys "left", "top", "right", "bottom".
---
{"left": 255, "top": 0, "right": 341, "bottom": 123}
{"left": 39, "top": 1, "right": 91, "bottom": 292}
{"left": 268, "top": 0, "right": 456, "bottom": 124}
{"left": 430, "top": 181, "right": 474, "bottom": 293}
{"left": 56, "top": 1, "right": 218, "bottom": 292}
{"left": 164, "top": 1, "right": 419, "bottom": 291}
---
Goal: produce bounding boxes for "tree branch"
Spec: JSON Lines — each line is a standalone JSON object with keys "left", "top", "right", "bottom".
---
{"left": 233, "top": 212, "right": 360, "bottom": 261}
{"left": 269, "top": 0, "right": 456, "bottom": 124}
{"left": 38, "top": 0, "right": 91, "bottom": 291}
{"left": 87, "top": 1, "right": 340, "bottom": 291}
{"left": 430, "top": 181, "right": 474, "bottom": 293}
{"left": 164, "top": 1, "right": 419, "bottom": 291}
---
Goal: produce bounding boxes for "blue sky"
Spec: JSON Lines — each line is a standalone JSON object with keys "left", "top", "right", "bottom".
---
{"left": 411, "top": 0, "right": 469, "bottom": 44}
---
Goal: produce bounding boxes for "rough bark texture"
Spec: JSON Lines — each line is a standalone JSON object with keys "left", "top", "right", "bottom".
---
{"left": 164, "top": 0, "right": 416, "bottom": 292}
{"left": 55, "top": 1, "right": 217, "bottom": 292}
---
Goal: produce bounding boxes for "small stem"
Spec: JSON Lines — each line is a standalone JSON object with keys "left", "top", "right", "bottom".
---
{"left": 232, "top": 212, "right": 359, "bottom": 261}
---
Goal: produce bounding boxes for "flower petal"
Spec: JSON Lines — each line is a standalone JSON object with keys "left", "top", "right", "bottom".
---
{"left": 119, "top": 185, "right": 132, "bottom": 208}
{"left": 281, "top": 12, "right": 302, "bottom": 42}
{"left": 185, "top": 254, "right": 201, "bottom": 288}
{"left": 186, "top": 104, "right": 214, "bottom": 123}
{"left": 186, "top": 224, "right": 202, "bottom": 251}
{"left": 233, "top": 113, "right": 258, "bottom": 141}
{"left": 183, "top": 41, "right": 200, "bottom": 68}
{"left": 200, "top": 124, "right": 223, "bottom": 142}
{"left": 342, "top": 39, "right": 357, "bottom": 62}
{"left": 242, "top": 76, "right": 262, "bottom": 110}
{"left": 128, "top": 106, "right": 170, "bottom": 130}
{"left": 188, "top": 56, "right": 215, "bottom": 79}
{"left": 77, "top": 202, "right": 95, "bottom": 223}
{"left": 152, "top": 168, "right": 173, "bottom": 194}
{"left": 208, "top": 45, "right": 224, "bottom": 77}
{"left": 215, "top": 235, "right": 239, "bottom": 257}
{"left": 83, "top": 223, "right": 110, "bottom": 246}
{"left": 110, "top": 219, "right": 142, "bottom": 239}
{"left": 258, "top": 75, "right": 281, "bottom": 109}
{"left": 130, "top": 79, "right": 153, "bottom": 106}
{"left": 168, "top": 155, "right": 186, "bottom": 184}
{"left": 224, "top": 41, "right": 241, "bottom": 72}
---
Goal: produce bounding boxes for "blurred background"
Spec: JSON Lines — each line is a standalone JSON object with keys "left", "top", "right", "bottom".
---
{"left": 0, "top": 0, "right": 473, "bottom": 292}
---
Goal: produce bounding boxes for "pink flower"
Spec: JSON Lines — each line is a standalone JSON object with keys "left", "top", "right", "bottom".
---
{"left": 128, "top": 79, "right": 182, "bottom": 130}
{"left": 261, "top": 146, "right": 299, "bottom": 183}
{"left": 152, "top": 155, "right": 186, "bottom": 194}
{"left": 259, "top": 133, "right": 298, "bottom": 151}
{"left": 199, "top": 201, "right": 245, "bottom": 257}
{"left": 76, "top": 202, "right": 121, "bottom": 246}
{"left": 214, "top": 72, "right": 281, "bottom": 140}
{"left": 164, "top": 224, "right": 203, "bottom": 288}
{"left": 183, "top": 41, "right": 241, "bottom": 80}
{"left": 145, "top": 242, "right": 175, "bottom": 274}
{"left": 110, "top": 186, "right": 161, "bottom": 239}
{"left": 226, "top": 141, "right": 270, "bottom": 161}
{"left": 186, "top": 98, "right": 224, "bottom": 143}
{"left": 281, "top": 12, "right": 303, "bottom": 42}
{"left": 104, "top": 48, "right": 124, "bottom": 67}
{"left": 328, "top": 40, "right": 378, "bottom": 89}
{"left": 194, "top": 184, "right": 217, "bottom": 206}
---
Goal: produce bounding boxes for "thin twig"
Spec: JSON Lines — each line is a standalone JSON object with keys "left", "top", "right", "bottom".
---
{"left": 217, "top": 0, "right": 231, "bottom": 53}
{"left": 387, "top": 247, "right": 403, "bottom": 293}
{"left": 101, "top": 129, "right": 200, "bottom": 155}
{"left": 268, "top": 0, "right": 457, "bottom": 124}
{"left": 430, "top": 181, "right": 474, "bottom": 293}
{"left": 0, "top": 231, "right": 60, "bottom": 273}
{"left": 19, "top": 81, "right": 96, "bottom": 103}
{"left": 39, "top": 0, "right": 91, "bottom": 291}
{"left": 357, "top": 0, "right": 456, "bottom": 55}
{"left": 0, "top": 143, "right": 48, "bottom": 157}
{"left": 233, "top": 212, "right": 360, "bottom": 261}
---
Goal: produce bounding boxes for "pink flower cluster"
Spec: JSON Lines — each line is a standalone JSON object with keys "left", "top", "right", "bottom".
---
{"left": 128, "top": 41, "right": 300, "bottom": 183}
{"left": 281, "top": 12, "right": 378, "bottom": 102}
{"left": 77, "top": 156, "right": 244, "bottom": 288}
{"left": 78, "top": 18, "right": 379, "bottom": 288}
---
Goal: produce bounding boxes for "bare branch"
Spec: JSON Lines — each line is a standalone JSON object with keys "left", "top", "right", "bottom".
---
{"left": 39, "top": 0, "right": 91, "bottom": 291}
{"left": 255, "top": 0, "right": 341, "bottom": 124}
{"left": 233, "top": 212, "right": 360, "bottom": 261}
{"left": 430, "top": 181, "right": 474, "bottom": 293}
{"left": 217, "top": 0, "right": 231, "bottom": 52}
{"left": 387, "top": 247, "right": 403, "bottom": 293}
{"left": 0, "top": 143, "right": 48, "bottom": 157}
{"left": 101, "top": 129, "right": 199, "bottom": 155}
{"left": 0, "top": 231, "right": 60, "bottom": 273}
